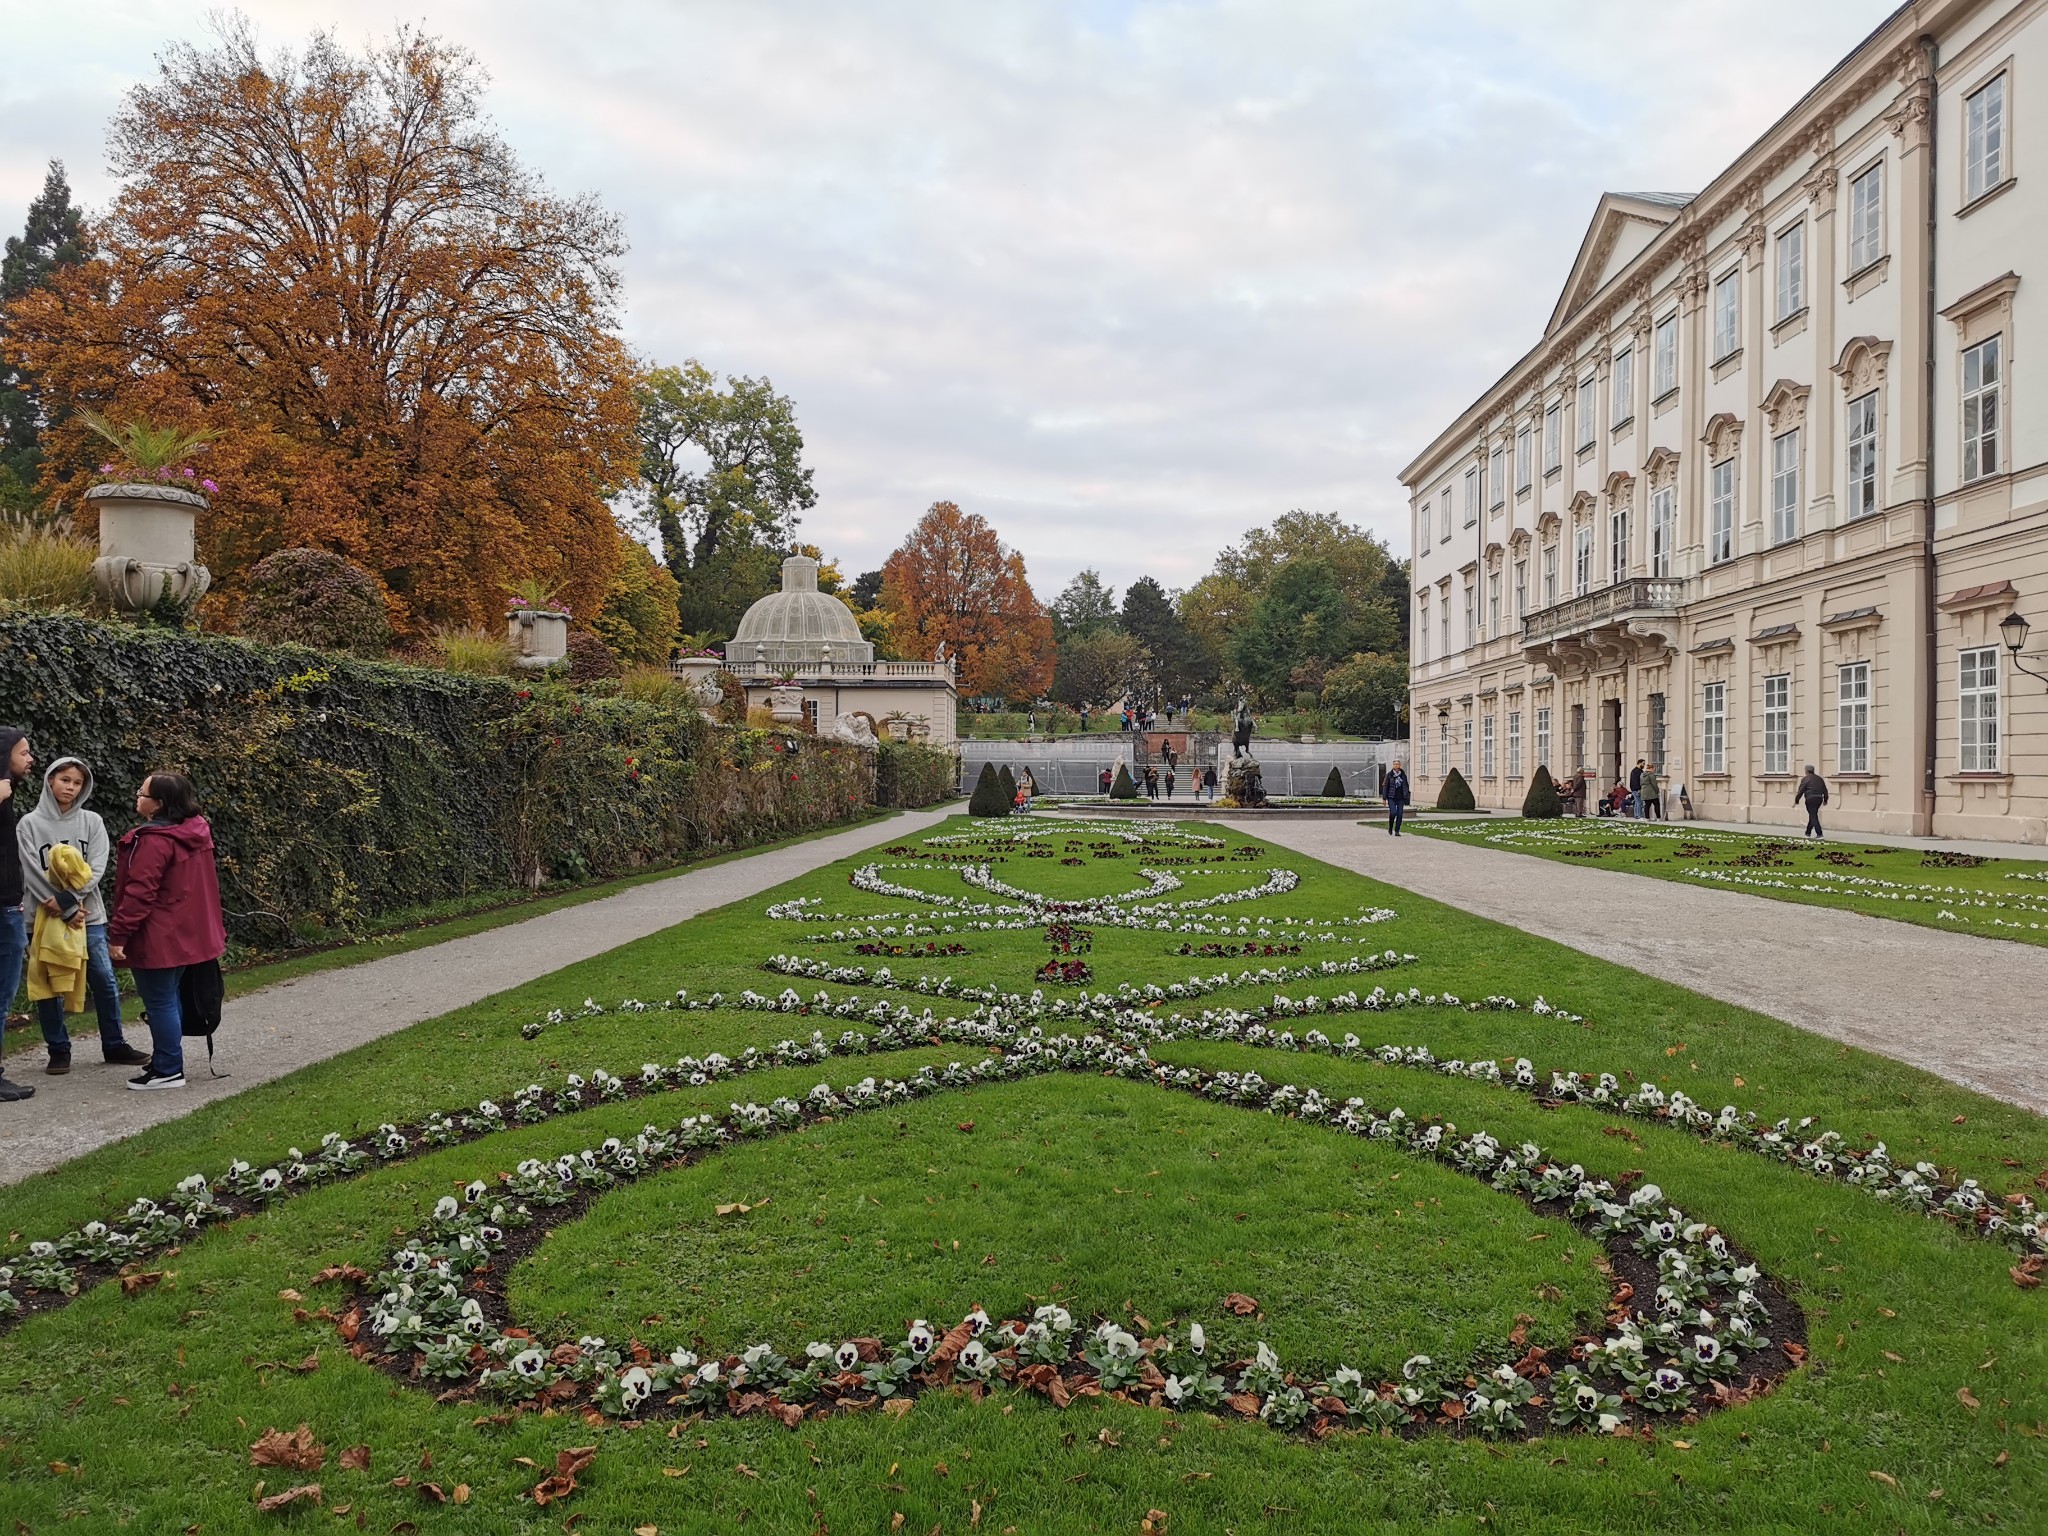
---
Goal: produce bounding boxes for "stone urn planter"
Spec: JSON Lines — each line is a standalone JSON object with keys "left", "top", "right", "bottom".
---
{"left": 88, "top": 483, "right": 212, "bottom": 613}
{"left": 767, "top": 682, "right": 807, "bottom": 725}
{"left": 506, "top": 608, "right": 571, "bottom": 670}
{"left": 671, "top": 655, "right": 724, "bottom": 707}
{"left": 908, "top": 718, "right": 931, "bottom": 743}
{"left": 883, "top": 716, "right": 912, "bottom": 743}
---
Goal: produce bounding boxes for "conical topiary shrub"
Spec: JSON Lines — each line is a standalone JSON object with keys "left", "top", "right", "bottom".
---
{"left": 1110, "top": 763, "right": 1139, "bottom": 799}
{"left": 1322, "top": 766, "right": 1346, "bottom": 798}
{"left": 998, "top": 765, "right": 1018, "bottom": 812}
{"left": 969, "top": 760, "right": 1009, "bottom": 816}
{"left": 1521, "top": 763, "right": 1563, "bottom": 818}
{"left": 1436, "top": 766, "right": 1476, "bottom": 811}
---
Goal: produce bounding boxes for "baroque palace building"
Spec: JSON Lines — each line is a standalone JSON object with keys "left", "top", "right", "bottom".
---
{"left": 1402, "top": 0, "right": 2048, "bottom": 842}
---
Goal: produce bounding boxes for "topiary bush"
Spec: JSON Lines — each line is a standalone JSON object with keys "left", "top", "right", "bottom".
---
{"left": 1521, "top": 763, "right": 1563, "bottom": 818}
{"left": 1322, "top": 766, "right": 1346, "bottom": 798}
{"left": 1110, "top": 763, "right": 1138, "bottom": 800}
{"left": 238, "top": 547, "right": 389, "bottom": 657}
{"left": 968, "top": 761, "right": 1008, "bottom": 817}
{"left": 1436, "top": 766, "right": 1476, "bottom": 811}
{"left": 565, "top": 630, "right": 621, "bottom": 684}
{"left": 998, "top": 764, "right": 1018, "bottom": 810}
{"left": 877, "top": 741, "right": 956, "bottom": 808}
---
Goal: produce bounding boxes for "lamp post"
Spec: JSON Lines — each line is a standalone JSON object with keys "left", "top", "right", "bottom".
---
{"left": 2002, "top": 610, "right": 2048, "bottom": 687}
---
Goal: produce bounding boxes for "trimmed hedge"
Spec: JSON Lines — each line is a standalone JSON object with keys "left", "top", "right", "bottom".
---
{"left": 0, "top": 614, "right": 875, "bottom": 948}
{"left": 968, "top": 761, "right": 1008, "bottom": 817}
{"left": 1322, "top": 766, "right": 1346, "bottom": 798}
{"left": 1521, "top": 763, "right": 1563, "bottom": 818}
{"left": 998, "top": 764, "right": 1018, "bottom": 810}
{"left": 1435, "top": 766, "right": 1476, "bottom": 811}
{"left": 876, "top": 741, "right": 956, "bottom": 808}
{"left": 1110, "top": 763, "right": 1138, "bottom": 800}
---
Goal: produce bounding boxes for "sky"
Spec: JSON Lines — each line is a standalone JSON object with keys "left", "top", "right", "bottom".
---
{"left": 0, "top": 0, "right": 1900, "bottom": 601}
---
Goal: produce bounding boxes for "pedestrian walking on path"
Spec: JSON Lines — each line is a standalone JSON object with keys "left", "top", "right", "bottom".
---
{"left": 1383, "top": 759, "right": 1412, "bottom": 836}
{"left": 18, "top": 757, "right": 143, "bottom": 1073}
{"left": 107, "top": 772, "right": 227, "bottom": 1092}
{"left": 1796, "top": 764, "right": 1830, "bottom": 839}
{"left": 1639, "top": 762, "right": 1663, "bottom": 821}
{"left": 0, "top": 728, "right": 37, "bottom": 1103}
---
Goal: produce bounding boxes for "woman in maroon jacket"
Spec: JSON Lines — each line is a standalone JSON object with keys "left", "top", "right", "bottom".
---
{"left": 107, "top": 772, "right": 226, "bottom": 1091}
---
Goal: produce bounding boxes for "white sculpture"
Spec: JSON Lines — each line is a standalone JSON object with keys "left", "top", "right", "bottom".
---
{"left": 828, "top": 712, "right": 879, "bottom": 747}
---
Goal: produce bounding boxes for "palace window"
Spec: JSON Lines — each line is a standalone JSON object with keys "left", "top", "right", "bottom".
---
{"left": 1574, "top": 525, "right": 1592, "bottom": 596}
{"left": 1960, "top": 647, "right": 2000, "bottom": 771}
{"left": 1774, "top": 221, "right": 1804, "bottom": 319}
{"left": 1611, "top": 346, "right": 1633, "bottom": 423}
{"left": 1649, "top": 486, "right": 1675, "bottom": 577}
{"left": 1577, "top": 374, "right": 1597, "bottom": 447}
{"left": 1513, "top": 558, "right": 1527, "bottom": 621}
{"left": 1440, "top": 594, "right": 1451, "bottom": 656}
{"left": 1569, "top": 703, "right": 1586, "bottom": 771}
{"left": 1846, "top": 392, "right": 1879, "bottom": 519}
{"left": 1416, "top": 594, "right": 1430, "bottom": 662}
{"left": 1963, "top": 336, "right": 2001, "bottom": 482}
{"left": 1489, "top": 447, "right": 1505, "bottom": 509}
{"left": 1482, "top": 714, "right": 1496, "bottom": 778}
{"left": 1464, "top": 581, "right": 1476, "bottom": 648}
{"left": 1508, "top": 710, "right": 1522, "bottom": 779}
{"left": 1762, "top": 673, "right": 1790, "bottom": 775}
{"left": 1701, "top": 681, "right": 1727, "bottom": 774}
{"left": 1648, "top": 691, "right": 1667, "bottom": 768}
{"left": 1849, "top": 161, "right": 1883, "bottom": 272}
{"left": 1462, "top": 717, "right": 1473, "bottom": 777}
{"left": 1653, "top": 314, "right": 1677, "bottom": 397}
{"left": 1544, "top": 404, "right": 1561, "bottom": 472}
{"left": 1838, "top": 662, "right": 1870, "bottom": 774}
{"left": 1535, "top": 705, "right": 1552, "bottom": 771}
{"left": 1516, "top": 427, "right": 1532, "bottom": 490}
{"left": 1608, "top": 500, "right": 1630, "bottom": 586}
{"left": 1965, "top": 73, "right": 2006, "bottom": 203}
{"left": 1713, "top": 270, "right": 1741, "bottom": 360}
{"left": 1462, "top": 467, "right": 1476, "bottom": 529}
{"left": 1770, "top": 428, "right": 1801, "bottom": 545}
{"left": 1487, "top": 571, "right": 1501, "bottom": 635}
{"left": 1709, "top": 457, "right": 1736, "bottom": 563}
{"left": 1438, "top": 719, "right": 1449, "bottom": 778}
{"left": 1542, "top": 543, "right": 1558, "bottom": 606}
{"left": 1419, "top": 498, "right": 1431, "bottom": 549}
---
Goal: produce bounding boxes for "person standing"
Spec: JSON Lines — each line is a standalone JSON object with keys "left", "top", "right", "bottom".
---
{"left": 106, "top": 771, "right": 227, "bottom": 1091}
{"left": 1164, "top": 767, "right": 1177, "bottom": 800}
{"left": 1628, "top": 759, "right": 1645, "bottom": 818}
{"left": 1098, "top": 766, "right": 1112, "bottom": 796}
{"left": 1638, "top": 762, "right": 1663, "bottom": 822}
{"left": 1383, "top": 759, "right": 1412, "bottom": 836}
{"left": 18, "top": 756, "right": 144, "bottom": 1072}
{"left": 1203, "top": 765, "right": 1218, "bottom": 800}
{"left": 0, "top": 728, "right": 37, "bottom": 1101}
{"left": 1795, "top": 763, "right": 1829, "bottom": 839}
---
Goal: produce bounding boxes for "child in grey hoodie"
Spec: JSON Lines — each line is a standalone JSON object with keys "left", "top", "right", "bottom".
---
{"left": 17, "top": 756, "right": 145, "bottom": 1072}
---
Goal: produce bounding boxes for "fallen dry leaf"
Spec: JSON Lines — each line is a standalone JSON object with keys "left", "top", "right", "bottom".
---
{"left": 635, "top": 1527, "right": 659, "bottom": 1536}
{"left": 250, "top": 1424, "right": 324, "bottom": 1472}
{"left": 119, "top": 1270, "right": 169, "bottom": 1295}
{"left": 276, "top": 1288, "right": 302, "bottom": 1302}
{"left": 1869, "top": 1470, "right": 1899, "bottom": 1488}
{"left": 1141, "top": 1511, "right": 1169, "bottom": 1534}
{"left": 254, "top": 1483, "right": 322, "bottom": 1513}
{"left": 882, "top": 1400, "right": 913, "bottom": 1419}
{"left": 1221, "top": 1292, "right": 1259, "bottom": 1316}
{"left": 1958, "top": 1388, "right": 1981, "bottom": 1410}
{"left": 338, "top": 1445, "right": 370, "bottom": 1472}
{"left": 531, "top": 1445, "right": 598, "bottom": 1507}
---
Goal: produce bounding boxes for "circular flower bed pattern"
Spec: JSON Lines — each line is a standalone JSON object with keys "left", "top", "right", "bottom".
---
{"left": 3, "top": 820, "right": 2041, "bottom": 1461}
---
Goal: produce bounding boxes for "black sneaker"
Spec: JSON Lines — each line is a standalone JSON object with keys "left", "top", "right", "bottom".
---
{"left": 0, "top": 1075, "right": 33, "bottom": 1102}
{"left": 128, "top": 1069, "right": 186, "bottom": 1091}
{"left": 45, "top": 1054, "right": 72, "bottom": 1076}
{"left": 102, "top": 1043, "right": 149, "bottom": 1067}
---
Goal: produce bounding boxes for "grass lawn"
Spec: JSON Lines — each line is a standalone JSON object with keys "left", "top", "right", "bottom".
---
{"left": 1410, "top": 815, "right": 2048, "bottom": 948}
{"left": 1, "top": 815, "right": 2043, "bottom": 1534}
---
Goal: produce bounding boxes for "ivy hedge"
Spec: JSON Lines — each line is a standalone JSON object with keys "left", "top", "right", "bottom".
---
{"left": 874, "top": 740, "right": 956, "bottom": 809}
{"left": 0, "top": 615, "right": 876, "bottom": 949}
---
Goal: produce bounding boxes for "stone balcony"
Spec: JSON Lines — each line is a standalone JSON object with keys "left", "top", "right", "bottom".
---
{"left": 1521, "top": 576, "right": 1686, "bottom": 675}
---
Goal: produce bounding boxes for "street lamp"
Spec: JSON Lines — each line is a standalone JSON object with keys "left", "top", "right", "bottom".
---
{"left": 2002, "top": 610, "right": 2048, "bottom": 687}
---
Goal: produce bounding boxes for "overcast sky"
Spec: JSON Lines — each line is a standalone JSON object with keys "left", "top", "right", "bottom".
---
{"left": 2, "top": 0, "right": 1897, "bottom": 599}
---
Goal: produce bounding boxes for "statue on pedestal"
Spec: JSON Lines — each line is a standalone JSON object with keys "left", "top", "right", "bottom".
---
{"left": 1231, "top": 698, "right": 1255, "bottom": 758}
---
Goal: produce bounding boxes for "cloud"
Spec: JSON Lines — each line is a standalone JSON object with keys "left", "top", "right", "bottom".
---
{"left": 0, "top": 0, "right": 1896, "bottom": 600}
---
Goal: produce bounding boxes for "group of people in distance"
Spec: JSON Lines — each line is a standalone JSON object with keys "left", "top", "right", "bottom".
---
{"left": 1095, "top": 764, "right": 1218, "bottom": 800}
{"left": 0, "top": 728, "right": 227, "bottom": 1103}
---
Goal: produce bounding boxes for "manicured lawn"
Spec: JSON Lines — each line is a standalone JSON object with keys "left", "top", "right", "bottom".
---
{"left": 1411, "top": 815, "right": 2048, "bottom": 948}
{"left": 1, "top": 815, "right": 2043, "bottom": 1534}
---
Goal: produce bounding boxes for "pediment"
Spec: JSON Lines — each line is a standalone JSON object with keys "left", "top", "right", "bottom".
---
{"left": 1546, "top": 193, "right": 1691, "bottom": 338}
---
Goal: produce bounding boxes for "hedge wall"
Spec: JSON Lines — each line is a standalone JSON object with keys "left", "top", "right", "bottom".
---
{"left": 0, "top": 614, "right": 875, "bottom": 948}
{"left": 875, "top": 741, "right": 957, "bottom": 809}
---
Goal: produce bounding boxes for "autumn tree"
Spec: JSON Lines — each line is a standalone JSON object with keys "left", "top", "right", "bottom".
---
{"left": 2, "top": 21, "right": 639, "bottom": 633}
{"left": 593, "top": 534, "right": 683, "bottom": 666}
{"left": 880, "top": 501, "right": 1054, "bottom": 702}
{"left": 0, "top": 161, "right": 90, "bottom": 526}
{"left": 634, "top": 360, "right": 815, "bottom": 639}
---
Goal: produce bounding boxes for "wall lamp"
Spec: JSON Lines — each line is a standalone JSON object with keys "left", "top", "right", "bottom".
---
{"left": 2000, "top": 610, "right": 2048, "bottom": 687}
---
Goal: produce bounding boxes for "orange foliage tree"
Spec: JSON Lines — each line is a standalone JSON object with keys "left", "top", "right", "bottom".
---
{"left": 880, "top": 501, "right": 1055, "bottom": 702}
{"left": 2, "top": 21, "right": 639, "bottom": 636}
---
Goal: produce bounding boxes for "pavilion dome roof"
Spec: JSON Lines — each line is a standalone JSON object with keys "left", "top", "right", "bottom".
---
{"left": 730, "top": 556, "right": 874, "bottom": 666}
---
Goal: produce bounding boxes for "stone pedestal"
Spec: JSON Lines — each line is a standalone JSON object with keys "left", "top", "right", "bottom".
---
{"left": 1226, "top": 754, "right": 1267, "bottom": 806}
{"left": 507, "top": 610, "right": 570, "bottom": 669}
{"left": 88, "top": 483, "right": 212, "bottom": 613}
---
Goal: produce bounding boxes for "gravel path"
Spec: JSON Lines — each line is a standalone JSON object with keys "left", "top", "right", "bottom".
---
{"left": 1220, "top": 817, "right": 2048, "bottom": 1116}
{"left": 0, "top": 809, "right": 953, "bottom": 1186}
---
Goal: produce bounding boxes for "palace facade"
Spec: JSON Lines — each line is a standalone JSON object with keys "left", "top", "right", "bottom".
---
{"left": 1402, "top": 0, "right": 2048, "bottom": 841}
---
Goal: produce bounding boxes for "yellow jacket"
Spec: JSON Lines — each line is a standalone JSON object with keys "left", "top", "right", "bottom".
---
{"left": 26, "top": 844, "right": 92, "bottom": 1013}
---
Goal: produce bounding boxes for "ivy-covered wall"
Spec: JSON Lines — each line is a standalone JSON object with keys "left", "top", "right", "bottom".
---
{"left": 874, "top": 741, "right": 958, "bottom": 809}
{"left": 0, "top": 615, "right": 876, "bottom": 947}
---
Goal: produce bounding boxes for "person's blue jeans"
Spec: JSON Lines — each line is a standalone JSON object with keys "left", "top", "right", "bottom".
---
{"left": 1388, "top": 802, "right": 1406, "bottom": 834}
{"left": 35, "top": 923, "right": 125, "bottom": 1058}
{"left": 131, "top": 964, "right": 187, "bottom": 1078}
{"left": 0, "top": 906, "right": 25, "bottom": 1043}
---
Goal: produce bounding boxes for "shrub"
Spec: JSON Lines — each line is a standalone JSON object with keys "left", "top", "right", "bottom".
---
{"left": 1521, "top": 763, "right": 1563, "bottom": 818}
{"left": 876, "top": 741, "right": 955, "bottom": 808}
{"left": 1110, "top": 763, "right": 1138, "bottom": 799}
{"left": 565, "top": 630, "right": 621, "bottom": 684}
{"left": 618, "top": 666, "right": 691, "bottom": 707}
{"left": 0, "top": 532, "right": 96, "bottom": 611}
{"left": 593, "top": 534, "right": 682, "bottom": 666}
{"left": 1322, "top": 766, "right": 1346, "bottom": 798}
{"left": 1293, "top": 690, "right": 1320, "bottom": 713}
{"left": 968, "top": 761, "right": 1008, "bottom": 817}
{"left": 714, "top": 671, "right": 748, "bottom": 725}
{"left": 998, "top": 764, "right": 1018, "bottom": 810}
{"left": 238, "top": 547, "right": 388, "bottom": 657}
{"left": 434, "top": 626, "right": 514, "bottom": 676}
{"left": 1436, "top": 766, "right": 1476, "bottom": 811}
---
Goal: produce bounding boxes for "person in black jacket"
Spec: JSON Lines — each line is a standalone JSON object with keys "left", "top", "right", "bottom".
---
{"left": 0, "top": 727, "right": 37, "bottom": 1101}
{"left": 1795, "top": 764, "right": 1829, "bottom": 838}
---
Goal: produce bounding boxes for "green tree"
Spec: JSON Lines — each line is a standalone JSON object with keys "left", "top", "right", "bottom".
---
{"left": 1049, "top": 569, "right": 1119, "bottom": 641}
{"left": 634, "top": 360, "right": 816, "bottom": 636}
{"left": 593, "top": 534, "right": 684, "bottom": 666}
{"left": 850, "top": 569, "right": 884, "bottom": 610}
{"left": 1320, "top": 652, "right": 1408, "bottom": 738}
{"left": 1049, "top": 627, "right": 1145, "bottom": 709}
{"left": 0, "top": 160, "right": 91, "bottom": 525}
{"left": 1231, "top": 558, "right": 1364, "bottom": 702}
{"left": 1120, "top": 576, "right": 1214, "bottom": 700}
